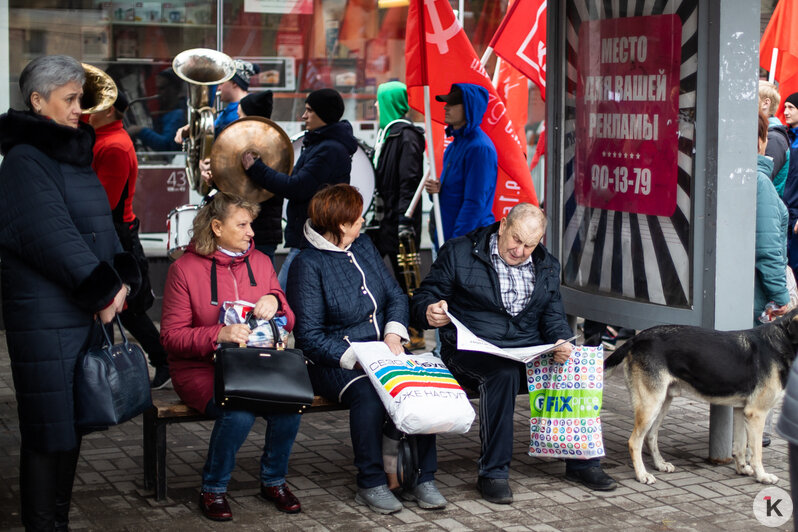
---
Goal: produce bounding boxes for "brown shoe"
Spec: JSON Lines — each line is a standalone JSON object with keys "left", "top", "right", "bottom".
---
{"left": 404, "top": 327, "right": 426, "bottom": 351}
{"left": 199, "top": 491, "right": 233, "bottom": 521}
{"left": 260, "top": 483, "right": 301, "bottom": 513}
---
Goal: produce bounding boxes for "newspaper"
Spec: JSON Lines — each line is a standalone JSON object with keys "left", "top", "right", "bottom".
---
{"left": 445, "top": 310, "right": 577, "bottom": 364}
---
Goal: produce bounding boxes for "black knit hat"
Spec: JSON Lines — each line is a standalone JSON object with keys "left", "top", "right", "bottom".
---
{"left": 231, "top": 60, "right": 260, "bottom": 91}
{"left": 786, "top": 92, "right": 798, "bottom": 110}
{"left": 305, "top": 88, "right": 344, "bottom": 125}
{"left": 239, "top": 90, "right": 273, "bottom": 119}
{"left": 113, "top": 91, "right": 130, "bottom": 113}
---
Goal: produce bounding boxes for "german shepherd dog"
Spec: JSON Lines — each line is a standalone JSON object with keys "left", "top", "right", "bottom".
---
{"left": 604, "top": 309, "right": 798, "bottom": 485}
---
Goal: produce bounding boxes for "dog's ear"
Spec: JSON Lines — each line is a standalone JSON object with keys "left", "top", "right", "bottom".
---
{"left": 787, "top": 311, "right": 798, "bottom": 340}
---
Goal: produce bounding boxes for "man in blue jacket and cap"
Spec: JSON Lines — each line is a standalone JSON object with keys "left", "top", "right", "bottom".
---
{"left": 425, "top": 83, "right": 498, "bottom": 244}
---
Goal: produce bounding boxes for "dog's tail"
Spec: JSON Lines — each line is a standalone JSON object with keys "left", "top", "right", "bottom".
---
{"left": 604, "top": 337, "right": 633, "bottom": 370}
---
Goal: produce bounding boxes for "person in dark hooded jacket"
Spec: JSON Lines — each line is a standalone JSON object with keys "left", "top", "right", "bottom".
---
{"left": 0, "top": 55, "right": 140, "bottom": 531}
{"left": 242, "top": 88, "right": 358, "bottom": 287}
{"left": 424, "top": 83, "right": 497, "bottom": 243}
{"left": 370, "top": 81, "right": 426, "bottom": 349}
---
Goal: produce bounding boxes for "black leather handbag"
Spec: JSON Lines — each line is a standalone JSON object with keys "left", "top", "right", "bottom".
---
{"left": 75, "top": 316, "right": 153, "bottom": 429}
{"left": 214, "top": 319, "right": 314, "bottom": 415}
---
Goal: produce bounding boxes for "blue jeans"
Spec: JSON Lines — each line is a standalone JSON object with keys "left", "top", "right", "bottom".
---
{"left": 277, "top": 247, "right": 301, "bottom": 290}
{"left": 202, "top": 400, "right": 301, "bottom": 493}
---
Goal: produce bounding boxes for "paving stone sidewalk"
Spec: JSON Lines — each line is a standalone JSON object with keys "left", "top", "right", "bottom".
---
{"left": 0, "top": 330, "right": 791, "bottom": 531}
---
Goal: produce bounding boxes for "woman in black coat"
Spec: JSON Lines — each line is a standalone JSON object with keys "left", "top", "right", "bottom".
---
{"left": 287, "top": 184, "right": 446, "bottom": 515}
{"left": 0, "top": 55, "right": 139, "bottom": 531}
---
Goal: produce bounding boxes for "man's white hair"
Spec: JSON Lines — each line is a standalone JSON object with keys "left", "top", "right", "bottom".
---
{"left": 506, "top": 203, "right": 547, "bottom": 232}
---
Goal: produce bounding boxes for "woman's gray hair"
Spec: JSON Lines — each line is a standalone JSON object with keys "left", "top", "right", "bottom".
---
{"left": 19, "top": 55, "right": 85, "bottom": 110}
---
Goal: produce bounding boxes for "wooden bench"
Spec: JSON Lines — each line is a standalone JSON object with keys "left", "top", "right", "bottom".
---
{"left": 143, "top": 386, "right": 488, "bottom": 500}
{"left": 142, "top": 390, "right": 347, "bottom": 501}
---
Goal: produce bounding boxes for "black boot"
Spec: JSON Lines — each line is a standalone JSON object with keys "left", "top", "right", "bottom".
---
{"left": 53, "top": 445, "right": 80, "bottom": 531}
{"left": 20, "top": 443, "right": 80, "bottom": 532}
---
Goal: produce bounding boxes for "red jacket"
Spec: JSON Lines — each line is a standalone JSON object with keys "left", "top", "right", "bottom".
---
{"left": 160, "top": 244, "right": 294, "bottom": 413}
{"left": 91, "top": 120, "right": 138, "bottom": 223}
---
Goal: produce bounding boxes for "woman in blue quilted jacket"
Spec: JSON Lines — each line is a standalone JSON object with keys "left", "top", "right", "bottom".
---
{"left": 287, "top": 184, "right": 446, "bottom": 514}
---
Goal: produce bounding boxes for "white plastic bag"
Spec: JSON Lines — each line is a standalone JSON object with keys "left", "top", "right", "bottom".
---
{"left": 351, "top": 341, "right": 475, "bottom": 434}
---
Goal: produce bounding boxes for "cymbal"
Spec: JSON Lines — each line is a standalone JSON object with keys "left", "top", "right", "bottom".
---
{"left": 210, "top": 117, "right": 294, "bottom": 203}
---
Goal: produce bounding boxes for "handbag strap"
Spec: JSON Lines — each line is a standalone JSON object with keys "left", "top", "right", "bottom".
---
{"left": 396, "top": 433, "right": 420, "bottom": 492}
{"left": 97, "top": 315, "right": 130, "bottom": 348}
{"left": 269, "top": 318, "right": 285, "bottom": 350}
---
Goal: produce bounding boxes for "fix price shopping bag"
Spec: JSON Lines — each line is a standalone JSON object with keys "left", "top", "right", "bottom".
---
{"left": 352, "top": 342, "right": 475, "bottom": 434}
{"left": 526, "top": 345, "right": 605, "bottom": 459}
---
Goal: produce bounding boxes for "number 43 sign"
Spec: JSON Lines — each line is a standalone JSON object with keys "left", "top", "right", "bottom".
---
{"left": 574, "top": 14, "right": 682, "bottom": 217}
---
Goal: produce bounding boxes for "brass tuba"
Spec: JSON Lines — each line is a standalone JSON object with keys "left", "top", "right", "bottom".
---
{"left": 80, "top": 63, "right": 118, "bottom": 114}
{"left": 172, "top": 48, "right": 236, "bottom": 193}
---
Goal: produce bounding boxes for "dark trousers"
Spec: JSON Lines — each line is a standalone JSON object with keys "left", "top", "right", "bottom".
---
{"left": 20, "top": 442, "right": 81, "bottom": 531}
{"left": 340, "top": 377, "right": 437, "bottom": 488}
{"left": 114, "top": 218, "right": 166, "bottom": 368}
{"left": 442, "top": 347, "right": 599, "bottom": 478}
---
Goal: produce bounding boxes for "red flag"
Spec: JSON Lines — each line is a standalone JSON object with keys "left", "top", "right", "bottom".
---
{"left": 761, "top": 0, "right": 798, "bottom": 123}
{"left": 490, "top": 0, "right": 546, "bottom": 99}
{"left": 405, "top": 0, "right": 538, "bottom": 219}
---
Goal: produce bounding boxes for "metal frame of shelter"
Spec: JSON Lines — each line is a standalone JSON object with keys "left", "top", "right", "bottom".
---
{"left": 546, "top": 0, "right": 761, "bottom": 460}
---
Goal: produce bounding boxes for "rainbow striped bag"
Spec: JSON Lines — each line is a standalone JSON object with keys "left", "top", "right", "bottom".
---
{"left": 352, "top": 342, "right": 475, "bottom": 434}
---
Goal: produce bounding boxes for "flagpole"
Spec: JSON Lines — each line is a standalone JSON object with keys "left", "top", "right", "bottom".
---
{"left": 425, "top": 85, "right": 445, "bottom": 246}
{"left": 769, "top": 48, "right": 779, "bottom": 83}
{"left": 480, "top": 46, "right": 493, "bottom": 67}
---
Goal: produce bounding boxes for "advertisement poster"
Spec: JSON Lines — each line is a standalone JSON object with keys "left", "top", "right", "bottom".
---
{"left": 561, "top": 1, "right": 696, "bottom": 308}
{"left": 574, "top": 15, "right": 682, "bottom": 217}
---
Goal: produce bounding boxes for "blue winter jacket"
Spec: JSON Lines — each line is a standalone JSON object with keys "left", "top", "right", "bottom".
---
{"left": 246, "top": 120, "right": 358, "bottom": 248}
{"left": 287, "top": 222, "right": 409, "bottom": 398}
{"left": 438, "top": 83, "right": 497, "bottom": 242}
{"left": 214, "top": 101, "right": 239, "bottom": 133}
{"left": 754, "top": 154, "right": 790, "bottom": 325}
{"left": 136, "top": 106, "right": 185, "bottom": 151}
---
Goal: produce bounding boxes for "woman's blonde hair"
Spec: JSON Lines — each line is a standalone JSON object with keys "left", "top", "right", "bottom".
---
{"left": 759, "top": 80, "right": 781, "bottom": 116}
{"left": 191, "top": 191, "right": 260, "bottom": 256}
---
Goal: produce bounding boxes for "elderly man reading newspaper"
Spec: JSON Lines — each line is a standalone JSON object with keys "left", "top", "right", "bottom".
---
{"left": 410, "top": 203, "right": 617, "bottom": 505}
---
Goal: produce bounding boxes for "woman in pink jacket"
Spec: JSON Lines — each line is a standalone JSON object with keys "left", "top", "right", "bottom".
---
{"left": 160, "top": 192, "right": 301, "bottom": 521}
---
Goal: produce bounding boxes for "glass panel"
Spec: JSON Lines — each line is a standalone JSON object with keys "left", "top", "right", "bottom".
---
{"left": 562, "top": 0, "right": 697, "bottom": 308}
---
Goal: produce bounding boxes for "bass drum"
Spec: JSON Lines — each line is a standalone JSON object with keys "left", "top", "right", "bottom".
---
{"left": 286, "top": 131, "right": 375, "bottom": 218}
{"left": 166, "top": 204, "right": 199, "bottom": 260}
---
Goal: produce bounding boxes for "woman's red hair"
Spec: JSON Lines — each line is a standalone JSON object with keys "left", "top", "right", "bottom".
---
{"left": 308, "top": 184, "right": 363, "bottom": 246}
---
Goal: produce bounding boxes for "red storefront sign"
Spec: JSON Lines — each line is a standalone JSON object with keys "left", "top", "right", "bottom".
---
{"left": 575, "top": 15, "right": 682, "bottom": 217}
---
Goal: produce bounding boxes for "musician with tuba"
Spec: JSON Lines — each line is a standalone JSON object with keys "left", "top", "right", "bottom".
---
{"left": 369, "top": 81, "right": 426, "bottom": 350}
{"left": 0, "top": 55, "right": 141, "bottom": 530}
